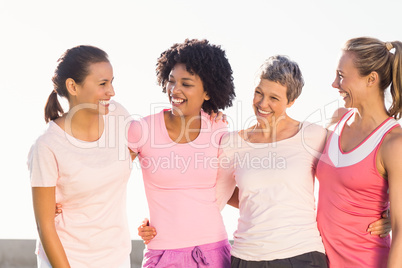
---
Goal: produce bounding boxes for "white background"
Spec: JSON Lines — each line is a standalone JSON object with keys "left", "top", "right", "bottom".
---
{"left": 0, "top": 0, "right": 401, "bottom": 240}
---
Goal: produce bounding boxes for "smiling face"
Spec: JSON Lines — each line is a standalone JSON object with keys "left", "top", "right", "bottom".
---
{"left": 72, "top": 61, "right": 115, "bottom": 115}
{"left": 166, "top": 63, "right": 209, "bottom": 117}
{"left": 253, "top": 79, "right": 294, "bottom": 125}
{"left": 332, "top": 51, "right": 368, "bottom": 108}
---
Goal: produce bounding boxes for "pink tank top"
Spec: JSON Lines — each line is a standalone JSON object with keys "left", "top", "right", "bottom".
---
{"left": 316, "top": 109, "right": 398, "bottom": 267}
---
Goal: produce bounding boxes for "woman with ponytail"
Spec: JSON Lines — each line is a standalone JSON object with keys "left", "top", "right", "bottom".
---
{"left": 316, "top": 37, "right": 402, "bottom": 267}
{"left": 28, "top": 45, "right": 132, "bottom": 268}
{"left": 44, "top": 90, "right": 64, "bottom": 123}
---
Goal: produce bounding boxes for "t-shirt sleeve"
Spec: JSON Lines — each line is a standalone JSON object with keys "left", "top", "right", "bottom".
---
{"left": 108, "top": 101, "right": 133, "bottom": 153}
{"left": 214, "top": 121, "right": 229, "bottom": 147}
{"left": 110, "top": 100, "right": 132, "bottom": 120}
{"left": 27, "top": 139, "right": 58, "bottom": 187}
{"left": 215, "top": 133, "right": 236, "bottom": 211}
{"left": 127, "top": 118, "right": 148, "bottom": 154}
{"left": 201, "top": 110, "right": 229, "bottom": 149}
{"left": 301, "top": 122, "right": 327, "bottom": 162}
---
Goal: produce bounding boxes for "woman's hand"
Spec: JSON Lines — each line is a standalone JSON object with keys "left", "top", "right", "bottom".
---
{"left": 367, "top": 210, "right": 391, "bottom": 237}
{"left": 138, "top": 218, "right": 157, "bottom": 245}
{"left": 210, "top": 111, "right": 228, "bottom": 124}
{"left": 55, "top": 203, "right": 62, "bottom": 217}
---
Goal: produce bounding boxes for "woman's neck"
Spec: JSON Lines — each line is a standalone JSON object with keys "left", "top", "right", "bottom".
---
{"left": 59, "top": 110, "right": 104, "bottom": 142}
{"left": 164, "top": 110, "right": 202, "bottom": 143}
{"left": 246, "top": 115, "right": 300, "bottom": 143}
{"left": 351, "top": 99, "right": 389, "bottom": 129}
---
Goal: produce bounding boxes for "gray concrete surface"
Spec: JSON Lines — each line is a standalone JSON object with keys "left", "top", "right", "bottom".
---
{"left": 0, "top": 239, "right": 145, "bottom": 268}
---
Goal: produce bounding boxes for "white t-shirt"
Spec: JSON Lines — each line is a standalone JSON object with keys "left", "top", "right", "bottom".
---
{"left": 216, "top": 122, "right": 326, "bottom": 261}
{"left": 28, "top": 101, "right": 133, "bottom": 268}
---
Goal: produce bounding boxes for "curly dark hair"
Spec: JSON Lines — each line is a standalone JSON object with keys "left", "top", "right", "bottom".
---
{"left": 156, "top": 39, "right": 235, "bottom": 114}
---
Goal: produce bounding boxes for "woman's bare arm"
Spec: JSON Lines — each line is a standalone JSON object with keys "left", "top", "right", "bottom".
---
{"left": 32, "top": 187, "right": 70, "bottom": 267}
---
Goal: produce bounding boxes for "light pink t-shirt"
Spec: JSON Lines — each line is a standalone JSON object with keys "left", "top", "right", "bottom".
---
{"left": 317, "top": 109, "right": 397, "bottom": 268}
{"left": 28, "top": 101, "right": 132, "bottom": 268}
{"left": 128, "top": 109, "right": 228, "bottom": 249}
{"left": 216, "top": 122, "right": 326, "bottom": 261}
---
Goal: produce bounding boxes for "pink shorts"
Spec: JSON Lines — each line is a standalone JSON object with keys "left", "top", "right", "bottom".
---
{"left": 142, "top": 239, "right": 231, "bottom": 268}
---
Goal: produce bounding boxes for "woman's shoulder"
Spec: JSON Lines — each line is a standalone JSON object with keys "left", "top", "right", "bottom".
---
{"left": 29, "top": 122, "right": 63, "bottom": 159}
{"left": 128, "top": 110, "right": 162, "bottom": 128}
{"left": 327, "top": 107, "right": 351, "bottom": 129}
{"left": 109, "top": 100, "right": 132, "bottom": 118}
{"left": 299, "top": 121, "right": 327, "bottom": 155}
{"left": 382, "top": 123, "right": 402, "bottom": 148}
{"left": 200, "top": 110, "right": 228, "bottom": 132}
{"left": 377, "top": 124, "right": 402, "bottom": 176}
{"left": 127, "top": 111, "right": 164, "bottom": 145}
{"left": 219, "top": 130, "right": 241, "bottom": 148}
{"left": 301, "top": 121, "right": 327, "bottom": 137}
{"left": 35, "top": 121, "right": 61, "bottom": 142}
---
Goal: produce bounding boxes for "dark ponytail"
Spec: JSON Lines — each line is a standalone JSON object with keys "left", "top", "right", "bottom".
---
{"left": 44, "top": 45, "right": 109, "bottom": 123}
{"left": 44, "top": 91, "right": 64, "bottom": 123}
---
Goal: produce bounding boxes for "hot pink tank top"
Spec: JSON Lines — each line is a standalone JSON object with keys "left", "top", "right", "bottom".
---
{"left": 316, "top": 109, "right": 398, "bottom": 267}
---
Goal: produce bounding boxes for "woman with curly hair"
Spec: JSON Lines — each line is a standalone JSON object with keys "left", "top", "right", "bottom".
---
{"left": 128, "top": 39, "right": 235, "bottom": 267}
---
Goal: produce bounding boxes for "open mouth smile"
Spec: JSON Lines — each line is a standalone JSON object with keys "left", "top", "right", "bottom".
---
{"left": 339, "top": 91, "right": 349, "bottom": 99}
{"left": 99, "top": 100, "right": 110, "bottom": 106}
{"left": 257, "top": 108, "right": 271, "bottom": 115}
{"left": 171, "top": 96, "right": 186, "bottom": 105}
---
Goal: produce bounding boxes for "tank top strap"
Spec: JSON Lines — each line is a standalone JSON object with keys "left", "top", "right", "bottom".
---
{"left": 327, "top": 109, "right": 399, "bottom": 167}
{"left": 332, "top": 109, "right": 355, "bottom": 138}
